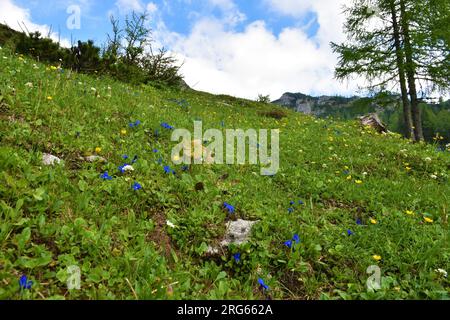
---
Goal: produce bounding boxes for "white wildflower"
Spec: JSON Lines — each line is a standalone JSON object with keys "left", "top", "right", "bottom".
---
{"left": 122, "top": 165, "right": 134, "bottom": 172}
{"left": 435, "top": 269, "right": 448, "bottom": 278}
{"left": 430, "top": 174, "right": 437, "bottom": 180}
{"left": 25, "top": 82, "right": 33, "bottom": 88}
{"left": 166, "top": 220, "right": 176, "bottom": 228}
{"left": 424, "top": 157, "right": 432, "bottom": 162}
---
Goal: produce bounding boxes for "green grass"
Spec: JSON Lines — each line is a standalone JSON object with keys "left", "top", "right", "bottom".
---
{"left": 0, "top": 48, "right": 449, "bottom": 300}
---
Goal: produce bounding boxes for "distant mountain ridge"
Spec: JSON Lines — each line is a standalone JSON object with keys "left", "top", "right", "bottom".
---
{"left": 272, "top": 92, "right": 392, "bottom": 118}
{"left": 272, "top": 92, "right": 450, "bottom": 144}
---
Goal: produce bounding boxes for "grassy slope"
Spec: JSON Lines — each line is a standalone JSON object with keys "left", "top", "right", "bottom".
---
{"left": 0, "top": 48, "right": 449, "bottom": 300}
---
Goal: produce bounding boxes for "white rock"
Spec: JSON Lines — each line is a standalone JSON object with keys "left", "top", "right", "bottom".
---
{"left": 42, "top": 153, "right": 61, "bottom": 166}
{"left": 84, "top": 155, "right": 107, "bottom": 163}
{"left": 220, "top": 219, "right": 258, "bottom": 247}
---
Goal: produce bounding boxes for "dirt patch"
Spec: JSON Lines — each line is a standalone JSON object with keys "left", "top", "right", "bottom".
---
{"left": 258, "top": 110, "right": 287, "bottom": 120}
{"left": 146, "top": 209, "right": 174, "bottom": 260}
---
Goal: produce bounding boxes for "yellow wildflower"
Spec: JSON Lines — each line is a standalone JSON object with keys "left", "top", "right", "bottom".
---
{"left": 405, "top": 210, "right": 414, "bottom": 216}
{"left": 370, "top": 218, "right": 377, "bottom": 225}
{"left": 95, "top": 147, "right": 102, "bottom": 153}
{"left": 47, "top": 96, "right": 53, "bottom": 101}
{"left": 424, "top": 217, "right": 433, "bottom": 223}
{"left": 121, "top": 129, "right": 127, "bottom": 135}
{"left": 373, "top": 255, "right": 382, "bottom": 262}
{"left": 355, "top": 180, "right": 363, "bottom": 184}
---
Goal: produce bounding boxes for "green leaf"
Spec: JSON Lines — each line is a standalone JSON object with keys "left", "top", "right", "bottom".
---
{"left": 215, "top": 271, "right": 227, "bottom": 282}
{"left": 17, "top": 227, "right": 31, "bottom": 250}
{"left": 33, "top": 187, "right": 46, "bottom": 201}
{"left": 78, "top": 180, "right": 88, "bottom": 192}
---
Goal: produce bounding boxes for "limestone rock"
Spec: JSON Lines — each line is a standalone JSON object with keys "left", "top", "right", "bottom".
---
{"left": 220, "top": 219, "right": 258, "bottom": 247}
{"left": 359, "top": 113, "right": 387, "bottom": 133}
{"left": 84, "top": 155, "right": 107, "bottom": 163}
{"left": 42, "top": 153, "right": 61, "bottom": 166}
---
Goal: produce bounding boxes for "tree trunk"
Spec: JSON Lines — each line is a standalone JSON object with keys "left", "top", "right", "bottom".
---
{"left": 390, "top": 0, "right": 414, "bottom": 140}
{"left": 400, "top": 0, "right": 424, "bottom": 141}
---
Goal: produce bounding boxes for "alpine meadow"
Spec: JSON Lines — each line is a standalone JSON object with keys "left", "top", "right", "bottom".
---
{"left": 0, "top": 0, "right": 449, "bottom": 302}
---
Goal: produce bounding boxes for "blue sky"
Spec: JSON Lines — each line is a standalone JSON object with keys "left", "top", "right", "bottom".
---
{"left": 9, "top": 0, "right": 319, "bottom": 46}
{"left": 1, "top": 0, "right": 357, "bottom": 99}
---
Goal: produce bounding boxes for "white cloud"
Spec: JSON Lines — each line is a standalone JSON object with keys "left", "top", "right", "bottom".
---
{"left": 146, "top": 2, "right": 158, "bottom": 14}
{"left": 152, "top": 0, "right": 360, "bottom": 100}
{"left": 264, "top": 0, "right": 348, "bottom": 47}
{"left": 0, "top": 0, "right": 71, "bottom": 47}
{"left": 115, "top": 0, "right": 144, "bottom": 14}
{"left": 206, "top": 0, "right": 246, "bottom": 26}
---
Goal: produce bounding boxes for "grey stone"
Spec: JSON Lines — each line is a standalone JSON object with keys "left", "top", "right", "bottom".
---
{"left": 205, "top": 219, "right": 259, "bottom": 255}
{"left": 84, "top": 155, "right": 107, "bottom": 163}
{"left": 220, "top": 219, "right": 258, "bottom": 247}
{"left": 42, "top": 153, "right": 61, "bottom": 166}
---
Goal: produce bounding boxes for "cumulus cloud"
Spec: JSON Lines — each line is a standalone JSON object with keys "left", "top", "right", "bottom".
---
{"left": 115, "top": 0, "right": 144, "bottom": 14}
{"left": 154, "top": 0, "right": 360, "bottom": 100}
{"left": 146, "top": 2, "right": 158, "bottom": 14}
{"left": 0, "top": 0, "right": 71, "bottom": 47}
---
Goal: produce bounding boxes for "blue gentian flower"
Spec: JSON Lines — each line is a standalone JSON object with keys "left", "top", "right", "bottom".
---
{"left": 356, "top": 218, "right": 363, "bottom": 225}
{"left": 132, "top": 182, "right": 142, "bottom": 191}
{"left": 19, "top": 275, "right": 32, "bottom": 290}
{"left": 290, "top": 201, "right": 295, "bottom": 205}
{"left": 161, "top": 122, "right": 174, "bottom": 130}
{"left": 288, "top": 208, "right": 294, "bottom": 213}
{"left": 164, "top": 165, "right": 173, "bottom": 174}
{"left": 100, "top": 172, "right": 113, "bottom": 180}
{"left": 258, "top": 278, "right": 269, "bottom": 291}
{"left": 181, "top": 165, "right": 189, "bottom": 171}
{"left": 347, "top": 229, "right": 354, "bottom": 236}
{"left": 223, "top": 202, "right": 235, "bottom": 214}
{"left": 293, "top": 234, "right": 300, "bottom": 244}
{"left": 134, "top": 120, "right": 141, "bottom": 126}
{"left": 122, "top": 155, "right": 129, "bottom": 160}
{"left": 284, "top": 240, "right": 293, "bottom": 249}
{"left": 233, "top": 253, "right": 241, "bottom": 263}
{"left": 298, "top": 200, "right": 304, "bottom": 205}
{"left": 119, "top": 163, "right": 130, "bottom": 173}
{"left": 152, "top": 149, "right": 159, "bottom": 153}
{"left": 132, "top": 155, "right": 138, "bottom": 164}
